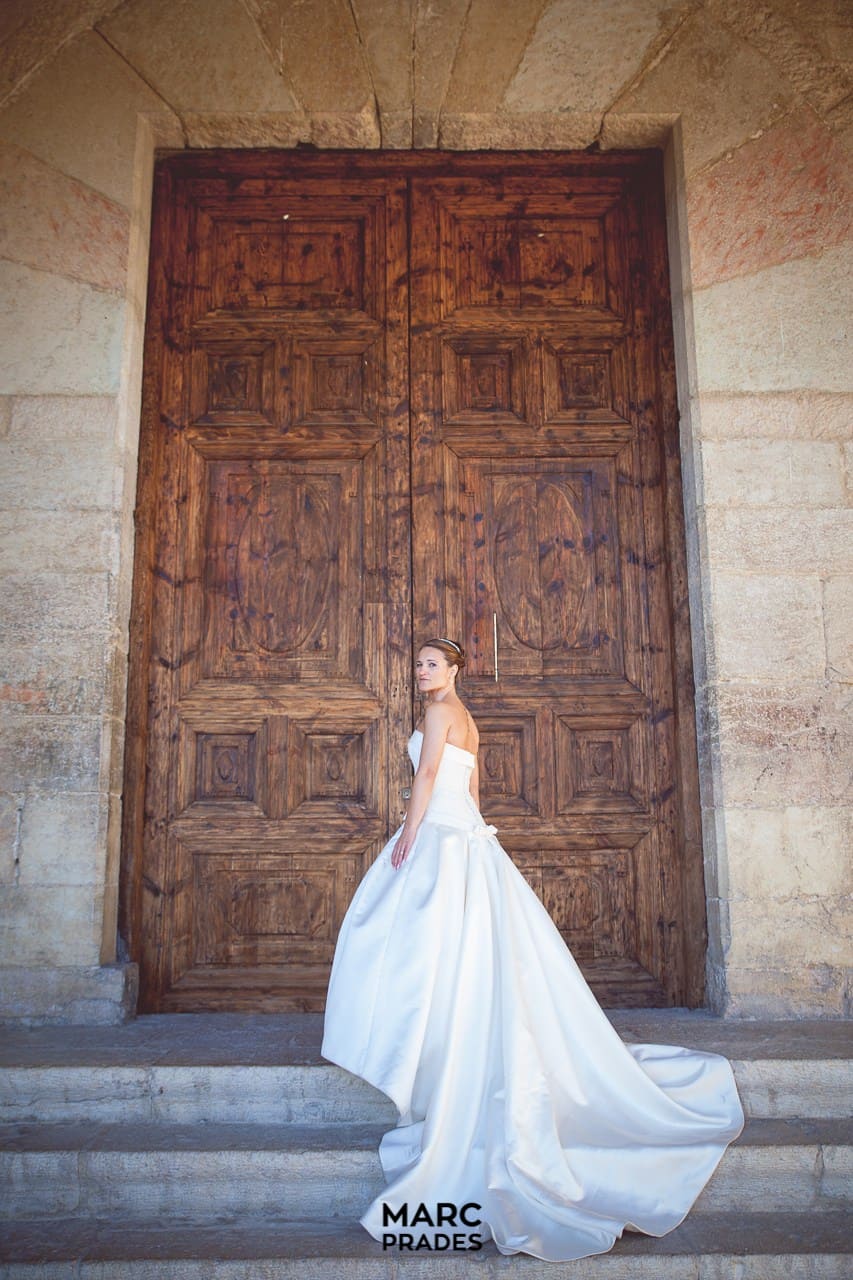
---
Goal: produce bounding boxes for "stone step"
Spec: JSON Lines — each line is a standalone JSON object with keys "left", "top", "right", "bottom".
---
{"left": 0, "top": 1212, "right": 850, "bottom": 1278}
{"left": 1, "top": 1119, "right": 850, "bottom": 1223}
{"left": 3, "top": 1015, "right": 852, "bottom": 1124}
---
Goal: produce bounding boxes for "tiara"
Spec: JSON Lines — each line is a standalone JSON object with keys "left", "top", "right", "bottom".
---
{"left": 437, "top": 636, "right": 462, "bottom": 655}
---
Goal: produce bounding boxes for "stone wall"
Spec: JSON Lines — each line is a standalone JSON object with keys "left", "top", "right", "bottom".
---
{"left": 0, "top": 0, "right": 849, "bottom": 1021}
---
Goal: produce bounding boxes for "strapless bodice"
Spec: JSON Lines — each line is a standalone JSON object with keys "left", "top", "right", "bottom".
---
{"left": 407, "top": 729, "right": 495, "bottom": 835}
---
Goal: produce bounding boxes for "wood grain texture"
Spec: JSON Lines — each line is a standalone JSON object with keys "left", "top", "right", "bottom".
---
{"left": 121, "top": 151, "right": 704, "bottom": 1011}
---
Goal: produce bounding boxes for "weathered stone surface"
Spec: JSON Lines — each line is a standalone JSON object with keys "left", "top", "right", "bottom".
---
{"left": 0, "top": 885, "right": 103, "bottom": 966}
{"left": 0, "top": 32, "right": 181, "bottom": 209}
{"left": 0, "top": 791, "right": 20, "bottom": 886}
{"left": 610, "top": 10, "right": 794, "bottom": 174}
{"left": 823, "top": 576, "right": 853, "bottom": 680}
{"left": 176, "top": 109, "right": 382, "bottom": 149}
{"left": 728, "top": 896, "right": 850, "bottom": 968}
{"left": 724, "top": 805, "right": 852, "bottom": 900}
{"left": 503, "top": 0, "right": 692, "bottom": 113}
{"left": 711, "top": 574, "right": 825, "bottom": 680}
{"left": 350, "top": 0, "right": 413, "bottom": 119}
{"left": 0, "top": 401, "right": 119, "bottom": 540}
{"left": 413, "top": 0, "right": 469, "bottom": 146}
{"left": 16, "top": 792, "right": 104, "bottom": 887}
{"left": 0, "top": 0, "right": 125, "bottom": 107}
{"left": 0, "top": 511, "right": 117, "bottom": 574}
{"left": 844, "top": 440, "right": 853, "bottom": 503}
{"left": 0, "top": 262, "right": 125, "bottom": 396}
{"left": 0, "top": 963, "right": 137, "bottom": 1026}
{"left": 706, "top": 0, "right": 852, "bottom": 119}
{"left": 725, "top": 962, "right": 850, "bottom": 1018}
{"left": 243, "top": 0, "right": 372, "bottom": 112}
{"left": 0, "top": 143, "right": 129, "bottom": 292}
{"left": 2, "top": 573, "right": 110, "bottom": 645}
{"left": 0, "top": 714, "right": 101, "bottom": 794}
{"left": 443, "top": 0, "right": 549, "bottom": 112}
{"left": 692, "top": 243, "right": 853, "bottom": 392}
{"left": 438, "top": 110, "right": 600, "bottom": 150}
{"left": 710, "top": 681, "right": 852, "bottom": 807}
{"left": 99, "top": 0, "right": 297, "bottom": 115}
{"left": 687, "top": 107, "right": 853, "bottom": 288}
{"left": 695, "top": 391, "right": 853, "bottom": 440}
{"left": 0, "top": 637, "right": 109, "bottom": 718}
{"left": 701, "top": 440, "right": 845, "bottom": 507}
{"left": 703, "top": 508, "right": 853, "bottom": 574}
{"left": 598, "top": 111, "right": 678, "bottom": 150}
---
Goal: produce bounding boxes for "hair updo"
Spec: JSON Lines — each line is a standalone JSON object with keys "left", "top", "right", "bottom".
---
{"left": 420, "top": 636, "right": 466, "bottom": 671}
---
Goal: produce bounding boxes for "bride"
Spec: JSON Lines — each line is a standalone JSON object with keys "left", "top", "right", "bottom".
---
{"left": 321, "top": 637, "right": 744, "bottom": 1262}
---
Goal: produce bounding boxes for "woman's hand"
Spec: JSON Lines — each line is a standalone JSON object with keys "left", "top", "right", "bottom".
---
{"left": 391, "top": 824, "right": 417, "bottom": 869}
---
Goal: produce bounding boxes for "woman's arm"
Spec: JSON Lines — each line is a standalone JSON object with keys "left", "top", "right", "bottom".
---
{"left": 391, "top": 702, "right": 452, "bottom": 869}
{"left": 469, "top": 756, "right": 480, "bottom": 810}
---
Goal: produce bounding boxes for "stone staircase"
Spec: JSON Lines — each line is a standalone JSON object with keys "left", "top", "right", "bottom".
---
{"left": 1, "top": 1011, "right": 850, "bottom": 1277}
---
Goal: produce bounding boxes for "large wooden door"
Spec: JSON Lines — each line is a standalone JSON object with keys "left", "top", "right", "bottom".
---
{"left": 123, "top": 153, "right": 704, "bottom": 1012}
{"left": 123, "top": 161, "right": 410, "bottom": 1011}
{"left": 410, "top": 162, "right": 704, "bottom": 1006}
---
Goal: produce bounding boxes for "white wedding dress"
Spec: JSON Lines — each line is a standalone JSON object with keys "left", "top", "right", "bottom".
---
{"left": 321, "top": 730, "right": 744, "bottom": 1262}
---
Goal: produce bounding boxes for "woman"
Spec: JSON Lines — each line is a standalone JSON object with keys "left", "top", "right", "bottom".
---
{"left": 321, "top": 638, "right": 744, "bottom": 1262}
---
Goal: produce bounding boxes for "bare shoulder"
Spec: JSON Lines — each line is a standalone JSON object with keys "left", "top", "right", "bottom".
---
{"left": 423, "top": 700, "right": 454, "bottom": 731}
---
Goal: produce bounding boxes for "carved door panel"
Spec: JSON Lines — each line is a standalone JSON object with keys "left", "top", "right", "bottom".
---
{"left": 123, "top": 162, "right": 410, "bottom": 1011}
{"left": 410, "top": 165, "right": 704, "bottom": 1006}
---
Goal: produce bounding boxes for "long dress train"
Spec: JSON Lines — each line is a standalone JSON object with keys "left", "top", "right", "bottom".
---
{"left": 321, "top": 730, "right": 744, "bottom": 1262}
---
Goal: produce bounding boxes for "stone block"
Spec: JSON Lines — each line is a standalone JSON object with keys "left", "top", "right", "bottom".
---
{"left": 711, "top": 574, "right": 824, "bottom": 680}
{"left": 695, "top": 391, "right": 853, "bottom": 441}
{"left": 0, "top": 32, "right": 181, "bottom": 209}
{"left": 821, "top": 1145, "right": 853, "bottom": 1206}
{"left": 723, "top": 806, "right": 852, "bottom": 901}
{"left": 0, "top": 1, "right": 125, "bottom": 104}
{"left": 503, "top": 0, "right": 690, "bottom": 113}
{"left": 377, "top": 109, "right": 413, "bottom": 150}
{"left": 246, "top": 0, "right": 372, "bottom": 112}
{"left": 0, "top": 1150, "right": 81, "bottom": 1217}
{"left": 0, "top": 632, "right": 110, "bottom": 718}
{"left": 349, "top": 0, "right": 414, "bottom": 114}
{"left": 0, "top": 142, "right": 129, "bottom": 292}
{"left": 0, "top": 963, "right": 137, "bottom": 1029}
{"left": 0, "top": 790, "right": 21, "bottom": 885}
{"left": 610, "top": 9, "right": 793, "bottom": 175}
{"left": 0, "top": 713, "right": 101, "bottom": 793}
{"left": 823, "top": 576, "right": 853, "bottom": 680}
{"left": 692, "top": 242, "right": 853, "bottom": 393}
{"left": 703, "top": 508, "right": 853, "bottom": 575}
{"left": 687, "top": 106, "right": 852, "bottom": 288}
{"left": 695, "top": 1143, "right": 825, "bottom": 1213}
{"left": 728, "top": 896, "right": 850, "bottom": 969}
{"left": 2, "top": 573, "right": 110, "bottom": 645}
{"left": 701, "top": 440, "right": 844, "bottom": 507}
{"left": 16, "top": 792, "right": 104, "bottom": 887}
{"left": 844, "top": 441, "right": 853, "bottom": 503}
{"left": 710, "top": 682, "right": 852, "bottom": 807}
{"left": 99, "top": 0, "right": 297, "bottom": 115}
{"left": 438, "top": 110, "right": 600, "bottom": 151}
{"left": 724, "top": 962, "right": 849, "bottom": 1019}
{"left": 705, "top": 0, "right": 851, "bottom": 120}
{"left": 0, "top": 511, "right": 117, "bottom": 573}
{"left": 414, "top": 0, "right": 469, "bottom": 131}
{"left": 0, "top": 261, "right": 125, "bottom": 396}
{"left": 443, "top": 0, "right": 550, "bottom": 112}
{"left": 0, "top": 885, "right": 104, "bottom": 966}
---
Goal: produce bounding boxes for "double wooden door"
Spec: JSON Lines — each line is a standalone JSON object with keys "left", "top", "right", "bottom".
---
{"left": 122, "top": 152, "right": 705, "bottom": 1013}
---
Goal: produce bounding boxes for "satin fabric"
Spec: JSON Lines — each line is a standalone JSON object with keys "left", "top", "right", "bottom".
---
{"left": 321, "top": 731, "right": 744, "bottom": 1262}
